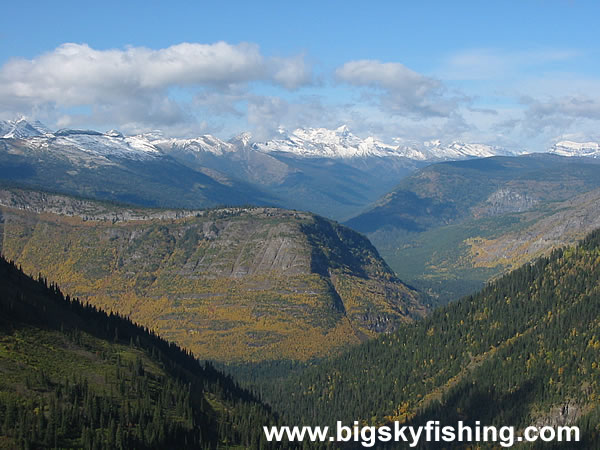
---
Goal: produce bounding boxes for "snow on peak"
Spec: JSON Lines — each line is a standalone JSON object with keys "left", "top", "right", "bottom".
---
{"left": 232, "top": 132, "right": 252, "bottom": 147}
{"left": 252, "top": 126, "right": 518, "bottom": 161}
{"left": 336, "top": 124, "right": 350, "bottom": 136}
{"left": 25, "top": 128, "right": 163, "bottom": 162}
{"left": 150, "top": 134, "right": 237, "bottom": 156}
{"left": 549, "top": 140, "right": 600, "bottom": 158}
{"left": 394, "top": 140, "right": 520, "bottom": 161}
{"left": 0, "top": 120, "right": 524, "bottom": 163}
{"left": 106, "top": 129, "right": 124, "bottom": 138}
{"left": 254, "top": 125, "right": 399, "bottom": 158}
{"left": 0, "top": 118, "right": 50, "bottom": 139}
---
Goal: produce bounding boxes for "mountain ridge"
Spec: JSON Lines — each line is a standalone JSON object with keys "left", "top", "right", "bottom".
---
{"left": 0, "top": 186, "right": 425, "bottom": 362}
{"left": 1, "top": 118, "right": 525, "bottom": 162}
{"left": 549, "top": 140, "right": 600, "bottom": 158}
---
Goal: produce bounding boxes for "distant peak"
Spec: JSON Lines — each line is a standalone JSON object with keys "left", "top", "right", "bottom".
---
{"left": 232, "top": 131, "right": 252, "bottom": 146}
{"left": 336, "top": 124, "right": 350, "bottom": 135}
{"left": 424, "top": 139, "right": 442, "bottom": 147}
{"left": 105, "top": 129, "right": 124, "bottom": 138}
{"left": 1, "top": 117, "right": 50, "bottom": 139}
{"left": 550, "top": 140, "right": 600, "bottom": 158}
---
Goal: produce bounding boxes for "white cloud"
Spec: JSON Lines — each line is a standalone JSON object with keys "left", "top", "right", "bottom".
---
{"left": 514, "top": 95, "right": 600, "bottom": 143}
{"left": 335, "top": 59, "right": 460, "bottom": 117}
{"left": 270, "top": 54, "right": 313, "bottom": 90}
{"left": 0, "top": 42, "right": 313, "bottom": 133}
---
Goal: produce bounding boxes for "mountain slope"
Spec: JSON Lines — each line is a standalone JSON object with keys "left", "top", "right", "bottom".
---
{"left": 346, "top": 154, "right": 600, "bottom": 302}
{"left": 0, "top": 187, "right": 425, "bottom": 362}
{"left": 153, "top": 129, "right": 422, "bottom": 221}
{"left": 0, "top": 255, "right": 283, "bottom": 449}
{"left": 257, "top": 229, "right": 600, "bottom": 447}
{"left": 155, "top": 126, "right": 521, "bottom": 220}
{"left": 0, "top": 127, "right": 276, "bottom": 209}
{"left": 0, "top": 117, "right": 50, "bottom": 139}
{"left": 0, "top": 120, "right": 524, "bottom": 221}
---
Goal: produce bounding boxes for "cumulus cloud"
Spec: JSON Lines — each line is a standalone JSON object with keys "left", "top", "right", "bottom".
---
{"left": 0, "top": 41, "right": 313, "bottom": 133}
{"left": 335, "top": 59, "right": 460, "bottom": 117}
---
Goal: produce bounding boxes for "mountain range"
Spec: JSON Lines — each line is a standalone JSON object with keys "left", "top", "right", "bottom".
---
{"left": 3, "top": 116, "right": 600, "bottom": 447}
{"left": 0, "top": 118, "right": 530, "bottom": 220}
{"left": 3, "top": 117, "right": 600, "bottom": 302}
{"left": 549, "top": 140, "right": 600, "bottom": 158}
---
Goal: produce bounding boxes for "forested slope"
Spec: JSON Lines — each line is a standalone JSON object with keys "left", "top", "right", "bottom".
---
{"left": 0, "top": 255, "right": 285, "bottom": 449}
{"left": 255, "top": 229, "right": 600, "bottom": 447}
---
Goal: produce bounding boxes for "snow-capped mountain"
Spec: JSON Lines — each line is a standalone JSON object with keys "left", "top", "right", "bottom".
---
{"left": 0, "top": 118, "right": 51, "bottom": 139}
{"left": 395, "top": 139, "right": 521, "bottom": 161}
{"left": 0, "top": 118, "right": 571, "bottom": 221}
{"left": 1, "top": 119, "right": 522, "bottom": 163}
{"left": 252, "top": 126, "right": 520, "bottom": 161}
{"left": 51, "top": 129, "right": 162, "bottom": 160}
{"left": 0, "top": 119, "right": 273, "bottom": 210}
{"left": 549, "top": 141, "right": 600, "bottom": 158}
{"left": 253, "top": 125, "right": 400, "bottom": 158}
{"left": 1, "top": 125, "right": 162, "bottom": 164}
{"left": 151, "top": 134, "right": 236, "bottom": 156}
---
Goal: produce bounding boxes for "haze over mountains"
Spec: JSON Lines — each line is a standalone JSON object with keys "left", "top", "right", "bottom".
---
{"left": 4, "top": 117, "right": 597, "bottom": 222}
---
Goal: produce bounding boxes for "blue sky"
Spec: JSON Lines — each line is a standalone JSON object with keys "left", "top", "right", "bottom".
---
{"left": 1, "top": 0, "right": 599, "bottom": 151}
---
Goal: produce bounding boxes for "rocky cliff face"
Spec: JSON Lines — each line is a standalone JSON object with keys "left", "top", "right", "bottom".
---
{"left": 467, "top": 188, "right": 600, "bottom": 270}
{"left": 473, "top": 188, "right": 539, "bottom": 217}
{"left": 0, "top": 187, "right": 425, "bottom": 362}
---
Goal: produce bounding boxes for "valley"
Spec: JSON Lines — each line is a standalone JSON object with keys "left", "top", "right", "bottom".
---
{"left": 0, "top": 119, "right": 522, "bottom": 221}
{"left": 3, "top": 4, "right": 600, "bottom": 447}
{"left": 347, "top": 154, "right": 600, "bottom": 303}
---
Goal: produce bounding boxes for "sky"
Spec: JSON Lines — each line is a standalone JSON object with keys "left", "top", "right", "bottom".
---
{"left": 1, "top": 0, "right": 599, "bottom": 151}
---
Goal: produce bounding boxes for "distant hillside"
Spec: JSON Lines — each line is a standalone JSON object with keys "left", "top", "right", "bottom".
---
{"left": 257, "top": 229, "right": 600, "bottom": 447}
{"left": 346, "top": 154, "right": 600, "bottom": 302}
{"left": 0, "top": 187, "right": 424, "bottom": 363}
{"left": 0, "top": 128, "right": 276, "bottom": 209}
{"left": 0, "top": 255, "right": 282, "bottom": 449}
{"left": 0, "top": 120, "right": 523, "bottom": 221}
